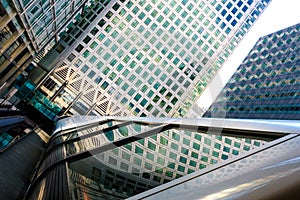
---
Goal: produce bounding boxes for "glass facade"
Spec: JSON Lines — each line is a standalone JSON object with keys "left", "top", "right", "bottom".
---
{"left": 204, "top": 23, "right": 300, "bottom": 119}
{"left": 11, "top": 0, "right": 88, "bottom": 52}
{"left": 0, "top": 0, "right": 89, "bottom": 96}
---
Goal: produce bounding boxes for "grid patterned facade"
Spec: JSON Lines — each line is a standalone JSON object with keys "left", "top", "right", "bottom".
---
{"left": 204, "top": 23, "right": 300, "bottom": 119}
{"left": 35, "top": 0, "right": 271, "bottom": 118}
{"left": 23, "top": 0, "right": 270, "bottom": 189}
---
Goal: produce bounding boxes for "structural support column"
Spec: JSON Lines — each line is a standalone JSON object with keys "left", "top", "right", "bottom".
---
{"left": 62, "top": 92, "right": 82, "bottom": 115}
{"left": 50, "top": 81, "right": 68, "bottom": 101}
{"left": 85, "top": 103, "right": 97, "bottom": 115}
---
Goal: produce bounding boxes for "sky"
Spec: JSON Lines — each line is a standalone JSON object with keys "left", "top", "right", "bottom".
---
{"left": 195, "top": 0, "right": 300, "bottom": 116}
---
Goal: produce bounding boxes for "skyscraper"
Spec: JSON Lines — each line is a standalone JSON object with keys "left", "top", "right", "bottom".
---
{"left": 204, "top": 23, "right": 300, "bottom": 119}
{"left": 13, "top": 1, "right": 269, "bottom": 196}
{"left": 28, "top": 0, "right": 271, "bottom": 118}
{"left": 0, "top": 0, "right": 90, "bottom": 95}
{"left": 11, "top": 0, "right": 270, "bottom": 185}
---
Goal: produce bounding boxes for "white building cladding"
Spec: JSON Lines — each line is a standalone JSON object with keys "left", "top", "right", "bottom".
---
{"left": 36, "top": 0, "right": 271, "bottom": 118}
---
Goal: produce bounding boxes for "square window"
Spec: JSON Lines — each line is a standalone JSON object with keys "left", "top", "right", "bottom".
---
{"left": 179, "top": 156, "right": 187, "bottom": 164}
{"left": 83, "top": 50, "right": 90, "bottom": 58}
{"left": 81, "top": 65, "right": 89, "bottom": 73}
{"left": 183, "top": 138, "right": 190, "bottom": 146}
{"left": 75, "top": 44, "right": 84, "bottom": 53}
{"left": 89, "top": 55, "right": 97, "bottom": 64}
{"left": 191, "top": 152, "right": 198, "bottom": 159}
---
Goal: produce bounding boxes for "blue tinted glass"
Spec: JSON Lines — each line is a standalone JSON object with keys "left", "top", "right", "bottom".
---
{"left": 216, "top": 4, "right": 221, "bottom": 11}
{"left": 221, "top": 9, "right": 227, "bottom": 16}
{"left": 242, "top": 5, "right": 248, "bottom": 12}
{"left": 232, "top": 7, "right": 237, "bottom": 14}
{"left": 220, "top": 22, "right": 226, "bottom": 29}
{"left": 225, "top": 27, "right": 231, "bottom": 34}
{"left": 237, "top": 12, "right": 242, "bottom": 19}
{"left": 226, "top": 2, "right": 232, "bottom": 9}
{"left": 237, "top": 0, "right": 243, "bottom": 7}
{"left": 226, "top": 14, "right": 232, "bottom": 21}
{"left": 231, "top": 19, "right": 237, "bottom": 26}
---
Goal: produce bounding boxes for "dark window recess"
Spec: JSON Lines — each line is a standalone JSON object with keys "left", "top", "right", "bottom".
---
{"left": 105, "top": 11, "right": 113, "bottom": 19}
{"left": 14, "top": 49, "right": 28, "bottom": 63}
{"left": 82, "top": 22, "right": 90, "bottom": 30}
{"left": 0, "top": 4, "right": 6, "bottom": 17}
{"left": 44, "top": 78, "right": 57, "bottom": 91}
{"left": 55, "top": 44, "right": 65, "bottom": 53}
{"left": 83, "top": 36, "right": 91, "bottom": 44}
{"left": 67, "top": 53, "right": 76, "bottom": 62}
{"left": 7, "top": 21, "right": 17, "bottom": 32}
{"left": 90, "top": 27, "right": 99, "bottom": 35}
{"left": 113, "top": 3, "right": 120, "bottom": 11}
{"left": 98, "top": 19, "right": 106, "bottom": 27}
{"left": 0, "top": 63, "right": 13, "bottom": 78}
{"left": 75, "top": 44, "right": 84, "bottom": 53}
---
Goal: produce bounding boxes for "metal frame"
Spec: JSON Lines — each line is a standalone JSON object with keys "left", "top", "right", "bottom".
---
{"left": 24, "top": 116, "right": 300, "bottom": 199}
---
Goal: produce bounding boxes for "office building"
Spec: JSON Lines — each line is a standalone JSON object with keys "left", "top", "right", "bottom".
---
{"left": 12, "top": 0, "right": 269, "bottom": 185}
{"left": 0, "top": 0, "right": 90, "bottom": 95}
{"left": 204, "top": 23, "right": 300, "bottom": 119}
{"left": 27, "top": 0, "right": 271, "bottom": 118}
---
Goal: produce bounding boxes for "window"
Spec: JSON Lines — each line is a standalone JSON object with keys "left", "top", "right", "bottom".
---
{"left": 171, "top": 142, "right": 178, "bottom": 151}
{"left": 89, "top": 56, "right": 97, "bottom": 64}
{"left": 30, "top": 5, "right": 39, "bottom": 14}
{"left": 191, "top": 151, "right": 198, "bottom": 159}
{"left": 83, "top": 36, "right": 91, "bottom": 44}
{"left": 135, "top": 146, "right": 144, "bottom": 155}
{"left": 83, "top": 50, "right": 90, "bottom": 58}
{"left": 90, "top": 42, "right": 98, "bottom": 49}
{"left": 179, "top": 157, "right": 187, "bottom": 164}
{"left": 96, "top": 61, "right": 103, "bottom": 70}
{"left": 148, "top": 141, "right": 156, "bottom": 151}
{"left": 81, "top": 65, "right": 89, "bottom": 73}
{"left": 103, "top": 53, "right": 111, "bottom": 61}
{"left": 75, "top": 44, "right": 84, "bottom": 53}
{"left": 88, "top": 70, "right": 96, "bottom": 79}
{"left": 183, "top": 138, "right": 190, "bottom": 146}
